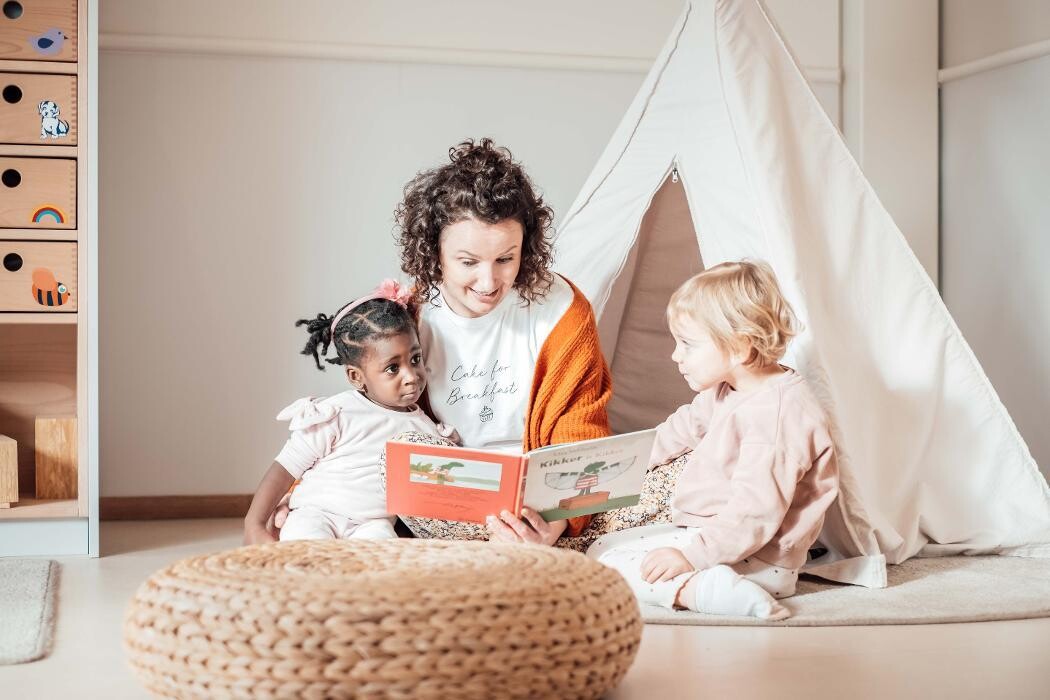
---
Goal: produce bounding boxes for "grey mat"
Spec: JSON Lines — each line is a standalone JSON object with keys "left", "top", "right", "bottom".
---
{"left": 642, "top": 555, "right": 1050, "bottom": 626}
{"left": 0, "top": 559, "right": 59, "bottom": 663}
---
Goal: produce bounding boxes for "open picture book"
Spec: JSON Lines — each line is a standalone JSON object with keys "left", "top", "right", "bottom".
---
{"left": 385, "top": 429, "right": 657, "bottom": 524}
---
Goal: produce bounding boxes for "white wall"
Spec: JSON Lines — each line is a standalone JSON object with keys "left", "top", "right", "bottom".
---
{"left": 940, "top": 1, "right": 1050, "bottom": 478}
{"left": 941, "top": 0, "right": 1050, "bottom": 67}
{"left": 841, "top": 0, "right": 939, "bottom": 282}
{"left": 98, "top": 0, "right": 844, "bottom": 496}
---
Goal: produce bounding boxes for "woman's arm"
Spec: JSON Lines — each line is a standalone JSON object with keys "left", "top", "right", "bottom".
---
{"left": 525, "top": 279, "right": 612, "bottom": 450}
{"left": 244, "top": 462, "right": 296, "bottom": 545}
{"left": 523, "top": 279, "right": 614, "bottom": 538}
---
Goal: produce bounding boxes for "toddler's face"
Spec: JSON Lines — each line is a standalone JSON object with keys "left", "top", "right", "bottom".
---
{"left": 437, "top": 217, "right": 523, "bottom": 318}
{"left": 348, "top": 331, "right": 427, "bottom": 411}
{"left": 670, "top": 317, "right": 736, "bottom": 393}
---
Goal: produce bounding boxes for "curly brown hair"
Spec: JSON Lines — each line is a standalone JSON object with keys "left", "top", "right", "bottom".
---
{"left": 394, "top": 138, "right": 555, "bottom": 305}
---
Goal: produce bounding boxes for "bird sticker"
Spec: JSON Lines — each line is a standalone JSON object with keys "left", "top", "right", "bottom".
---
{"left": 31, "top": 267, "right": 70, "bottom": 307}
{"left": 544, "top": 456, "right": 637, "bottom": 510}
{"left": 29, "top": 29, "right": 68, "bottom": 57}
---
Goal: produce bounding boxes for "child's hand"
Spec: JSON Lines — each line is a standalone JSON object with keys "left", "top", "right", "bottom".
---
{"left": 641, "top": 547, "right": 694, "bottom": 583}
{"left": 243, "top": 522, "right": 277, "bottom": 546}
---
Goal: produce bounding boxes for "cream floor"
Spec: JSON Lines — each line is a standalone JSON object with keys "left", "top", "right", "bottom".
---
{"left": 5, "top": 519, "right": 1050, "bottom": 699}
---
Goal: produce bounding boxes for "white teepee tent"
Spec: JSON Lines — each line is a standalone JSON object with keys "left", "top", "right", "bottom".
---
{"left": 554, "top": 0, "right": 1050, "bottom": 587}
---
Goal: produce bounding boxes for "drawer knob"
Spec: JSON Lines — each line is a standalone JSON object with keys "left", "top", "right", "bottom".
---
{"left": 1, "top": 168, "right": 20, "bottom": 188}
{"left": 3, "top": 252, "right": 22, "bottom": 272}
{"left": 2, "top": 2, "right": 22, "bottom": 20}
{"left": 2, "top": 84, "right": 21, "bottom": 104}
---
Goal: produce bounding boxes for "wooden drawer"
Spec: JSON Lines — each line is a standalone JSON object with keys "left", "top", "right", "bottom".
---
{"left": 1, "top": 239, "right": 76, "bottom": 310}
{"left": 0, "top": 72, "right": 76, "bottom": 144}
{"left": 0, "top": 0, "right": 77, "bottom": 62}
{"left": 0, "top": 156, "right": 75, "bottom": 228}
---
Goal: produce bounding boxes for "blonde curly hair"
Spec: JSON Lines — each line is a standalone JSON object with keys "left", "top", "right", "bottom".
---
{"left": 667, "top": 260, "right": 799, "bottom": 368}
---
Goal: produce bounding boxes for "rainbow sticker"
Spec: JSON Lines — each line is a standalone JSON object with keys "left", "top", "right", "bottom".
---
{"left": 31, "top": 205, "right": 66, "bottom": 224}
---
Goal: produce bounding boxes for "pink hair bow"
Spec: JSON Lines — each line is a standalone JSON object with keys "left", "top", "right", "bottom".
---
{"left": 330, "top": 278, "right": 413, "bottom": 334}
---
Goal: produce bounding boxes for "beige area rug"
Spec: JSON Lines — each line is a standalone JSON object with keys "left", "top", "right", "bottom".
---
{"left": 642, "top": 556, "right": 1050, "bottom": 626}
{"left": 0, "top": 560, "right": 59, "bottom": 663}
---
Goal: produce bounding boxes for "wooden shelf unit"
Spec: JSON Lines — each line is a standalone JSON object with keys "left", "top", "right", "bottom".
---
{"left": 0, "top": 0, "right": 97, "bottom": 557}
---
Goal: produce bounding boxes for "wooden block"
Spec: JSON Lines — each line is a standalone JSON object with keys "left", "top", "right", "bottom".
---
{"left": 35, "top": 416, "right": 77, "bottom": 500}
{"left": 0, "top": 435, "right": 17, "bottom": 507}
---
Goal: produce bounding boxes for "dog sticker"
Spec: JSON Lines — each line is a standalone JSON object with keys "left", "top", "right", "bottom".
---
{"left": 38, "top": 100, "right": 70, "bottom": 139}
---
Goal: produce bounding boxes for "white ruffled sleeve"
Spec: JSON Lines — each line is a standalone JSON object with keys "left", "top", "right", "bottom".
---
{"left": 274, "top": 397, "right": 340, "bottom": 478}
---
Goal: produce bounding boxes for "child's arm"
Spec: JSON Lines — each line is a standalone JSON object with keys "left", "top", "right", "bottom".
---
{"left": 649, "top": 391, "right": 716, "bottom": 468}
{"left": 262, "top": 397, "right": 339, "bottom": 537}
{"left": 680, "top": 438, "right": 840, "bottom": 571}
{"left": 244, "top": 462, "right": 296, "bottom": 545}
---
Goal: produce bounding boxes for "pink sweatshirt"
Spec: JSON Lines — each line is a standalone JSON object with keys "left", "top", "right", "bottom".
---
{"left": 651, "top": 368, "right": 839, "bottom": 571}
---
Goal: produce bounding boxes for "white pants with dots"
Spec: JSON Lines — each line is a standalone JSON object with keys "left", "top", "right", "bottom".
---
{"left": 279, "top": 506, "right": 397, "bottom": 542}
{"left": 586, "top": 523, "right": 799, "bottom": 609}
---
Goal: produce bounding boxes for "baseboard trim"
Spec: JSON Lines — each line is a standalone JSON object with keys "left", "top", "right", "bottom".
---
{"left": 100, "top": 494, "right": 252, "bottom": 521}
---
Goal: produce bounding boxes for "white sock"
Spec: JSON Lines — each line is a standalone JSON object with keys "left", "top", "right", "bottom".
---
{"left": 688, "top": 565, "right": 790, "bottom": 620}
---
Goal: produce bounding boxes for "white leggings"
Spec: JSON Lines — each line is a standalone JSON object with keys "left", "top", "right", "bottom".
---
{"left": 587, "top": 523, "right": 799, "bottom": 609}
{"left": 279, "top": 507, "right": 397, "bottom": 542}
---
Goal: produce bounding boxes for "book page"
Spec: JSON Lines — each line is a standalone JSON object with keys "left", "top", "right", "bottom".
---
{"left": 385, "top": 442, "right": 525, "bottom": 524}
{"left": 522, "top": 429, "right": 657, "bottom": 521}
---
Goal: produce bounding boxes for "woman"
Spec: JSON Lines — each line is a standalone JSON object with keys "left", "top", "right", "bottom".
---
{"left": 394, "top": 138, "right": 612, "bottom": 545}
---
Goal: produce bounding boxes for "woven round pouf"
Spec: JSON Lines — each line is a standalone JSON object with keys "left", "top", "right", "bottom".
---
{"left": 124, "top": 539, "right": 642, "bottom": 699}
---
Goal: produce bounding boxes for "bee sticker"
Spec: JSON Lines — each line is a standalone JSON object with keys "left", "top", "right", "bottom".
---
{"left": 31, "top": 267, "right": 70, "bottom": 306}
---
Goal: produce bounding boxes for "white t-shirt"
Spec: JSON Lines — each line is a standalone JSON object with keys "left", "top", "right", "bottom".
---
{"left": 274, "top": 390, "right": 440, "bottom": 519}
{"left": 419, "top": 274, "right": 574, "bottom": 451}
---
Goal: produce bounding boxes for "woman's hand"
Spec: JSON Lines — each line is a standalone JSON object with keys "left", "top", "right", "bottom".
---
{"left": 487, "top": 508, "right": 567, "bottom": 547}
{"left": 641, "top": 547, "right": 694, "bottom": 583}
{"left": 268, "top": 492, "right": 292, "bottom": 531}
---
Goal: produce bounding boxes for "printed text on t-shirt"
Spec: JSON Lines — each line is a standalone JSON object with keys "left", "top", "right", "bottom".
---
{"left": 447, "top": 361, "right": 519, "bottom": 405}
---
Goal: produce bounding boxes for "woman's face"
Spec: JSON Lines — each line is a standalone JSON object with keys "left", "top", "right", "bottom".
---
{"left": 438, "top": 217, "right": 524, "bottom": 318}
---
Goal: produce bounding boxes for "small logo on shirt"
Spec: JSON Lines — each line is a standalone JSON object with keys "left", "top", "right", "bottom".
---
{"left": 479, "top": 405, "right": 494, "bottom": 422}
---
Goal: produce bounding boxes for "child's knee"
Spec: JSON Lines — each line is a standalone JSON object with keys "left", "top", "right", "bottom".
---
{"left": 348, "top": 518, "right": 398, "bottom": 540}
{"left": 279, "top": 509, "right": 335, "bottom": 541}
{"left": 595, "top": 547, "right": 644, "bottom": 575}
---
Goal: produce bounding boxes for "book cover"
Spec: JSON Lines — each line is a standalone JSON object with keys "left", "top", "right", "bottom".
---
{"left": 522, "top": 430, "right": 656, "bottom": 521}
{"left": 384, "top": 442, "right": 525, "bottom": 524}
{"left": 386, "top": 429, "right": 656, "bottom": 525}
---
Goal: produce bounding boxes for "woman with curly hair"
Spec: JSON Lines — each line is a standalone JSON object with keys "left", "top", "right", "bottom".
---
{"left": 394, "top": 138, "right": 613, "bottom": 546}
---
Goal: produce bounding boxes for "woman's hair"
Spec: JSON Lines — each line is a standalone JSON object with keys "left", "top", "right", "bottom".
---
{"left": 667, "top": 260, "right": 799, "bottom": 368}
{"left": 394, "top": 137, "right": 555, "bottom": 305}
{"left": 296, "top": 299, "right": 417, "bottom": 370}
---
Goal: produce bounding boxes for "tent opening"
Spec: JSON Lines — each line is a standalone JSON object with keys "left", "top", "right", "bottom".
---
{"left": 601, "top": 173, "right": 706, "bottom": 434}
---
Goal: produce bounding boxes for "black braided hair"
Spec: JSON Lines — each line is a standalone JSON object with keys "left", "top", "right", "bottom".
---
{"left": 295, "top": 298, "right": 418, "bottom": 371}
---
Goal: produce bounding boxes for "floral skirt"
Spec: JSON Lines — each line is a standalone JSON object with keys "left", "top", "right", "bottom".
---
{"left": 381, "top": 431, "right": 686, "bottom": 553}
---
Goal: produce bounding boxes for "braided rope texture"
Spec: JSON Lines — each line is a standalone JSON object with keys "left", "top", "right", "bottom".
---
{"left": 124, "top": 539, "right": 642, "bottom": 699}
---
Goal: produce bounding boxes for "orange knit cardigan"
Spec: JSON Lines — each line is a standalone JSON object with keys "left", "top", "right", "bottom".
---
{"left": 522, "top": 276, "right": 613, "bottom": 536}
